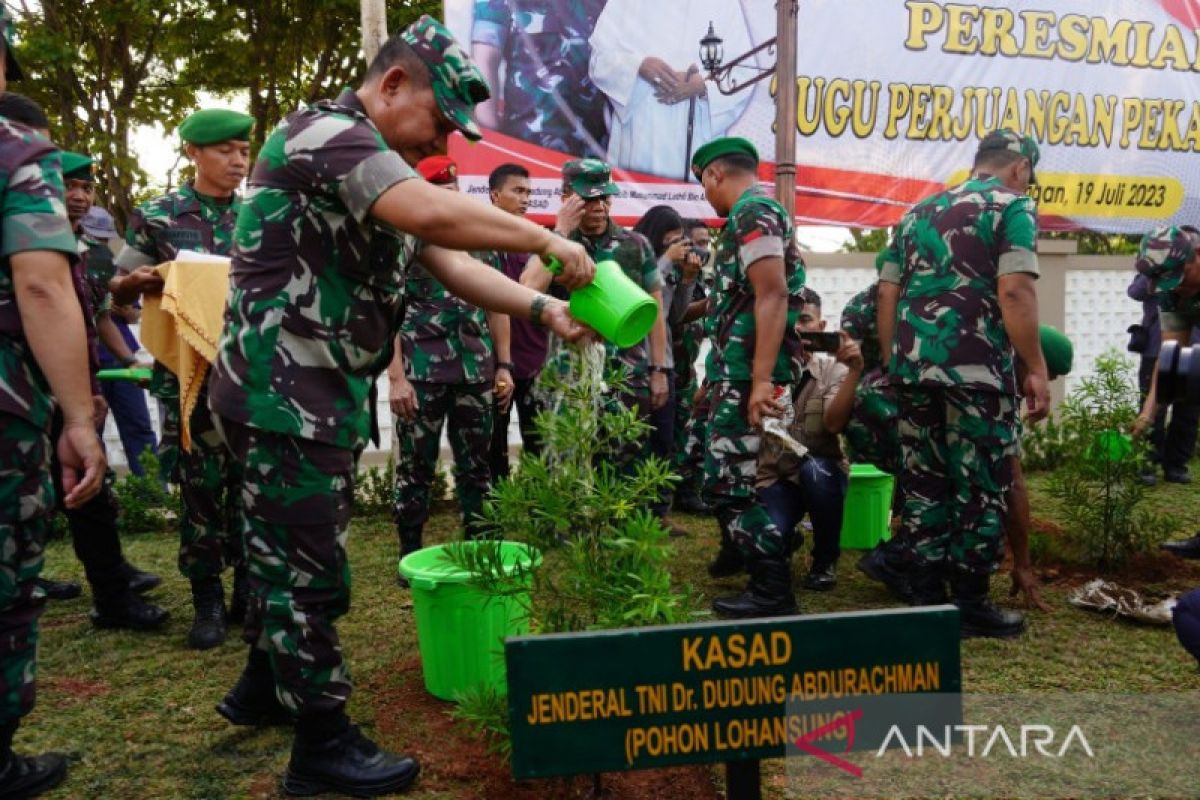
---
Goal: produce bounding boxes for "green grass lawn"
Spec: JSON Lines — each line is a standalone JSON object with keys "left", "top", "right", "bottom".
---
{"left": 21, "top": 474, "right": 1200, "bottom": 799}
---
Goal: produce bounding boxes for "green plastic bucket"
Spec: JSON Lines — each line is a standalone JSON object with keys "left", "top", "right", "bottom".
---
{"left": 547, "top": 257, "right": 658, "bottom": 348}
{"left": 840, "top": 464, "right": 894, "bottom": 549}
{"left": 398, "top": 542, "right": 539, "bottom": 701}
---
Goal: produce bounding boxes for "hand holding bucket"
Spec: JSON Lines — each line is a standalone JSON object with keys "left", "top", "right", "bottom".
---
{"left": 544, "top": 256, "right": 658, "bottom": 348}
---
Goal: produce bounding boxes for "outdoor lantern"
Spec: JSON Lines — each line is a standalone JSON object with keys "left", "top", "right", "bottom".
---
{"left": 699, "top": 21, "right": 723, "bottom": 74}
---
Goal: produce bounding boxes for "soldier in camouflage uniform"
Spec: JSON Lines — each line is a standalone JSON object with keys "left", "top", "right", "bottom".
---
{"left": 390, "top": 156, "right": 512, "bottom": 563}
{"left": 691, "top": 137, "right": 806, "bottom": 618}
{"left": 670, "top": 218, "right": 711, "bottom": 513}
{"left": 840, "top": 278, "right": 902, "bottom": 475}
{"left": 876, "top": 128, "right": 1049, "bottom": 639}
{"left": 111, "top": 108, "right": 253, "bottom": 650}
{"left": 521, "top": 158, "right": 670, "bottom": 459}
{"left": 471, "top": 0, "right": 608, "bottom": 156}
{"left": 207, "top": 17, "right": 593, "bottom": 795}
{"left": 0, "top": 13, "right": 107, "bottom": 793}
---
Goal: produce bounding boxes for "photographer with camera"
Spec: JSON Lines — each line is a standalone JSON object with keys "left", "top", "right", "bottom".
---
{"left": 1133, "top": 225, "right": 1200, "bottom": 559}
{"left": 756, "top": 288, "right": 863, "bottom": 591}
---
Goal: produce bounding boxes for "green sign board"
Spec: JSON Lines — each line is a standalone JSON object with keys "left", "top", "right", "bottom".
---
{"left": 506, "top": 606, "right": 961, "bottom": 779}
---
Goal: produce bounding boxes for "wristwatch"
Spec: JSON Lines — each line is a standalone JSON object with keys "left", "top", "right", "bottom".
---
{"left": 650, "top": 365, "right": 672, "bottom": 374}
{"left": 496, "top": 361, "right": 515, "bottom": 372}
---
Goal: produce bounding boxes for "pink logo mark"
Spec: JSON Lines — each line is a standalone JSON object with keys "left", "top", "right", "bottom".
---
{"left": 793, "top": 709, "right": 864, "bottom": 778}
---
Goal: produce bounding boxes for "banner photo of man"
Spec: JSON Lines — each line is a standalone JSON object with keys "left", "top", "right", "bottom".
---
{"left": 446, "top": 0, "right": 1200, "bottom": 232}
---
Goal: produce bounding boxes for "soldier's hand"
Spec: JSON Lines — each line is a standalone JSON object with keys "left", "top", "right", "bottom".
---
{"left": 747, "top": 379, "right": 784, "bottom": 428}
{"left": 1008, "top": 565, "right": 1051, "bottom": 612}
{"left": 542, "top": 299, "right": 592, "bottom": 343}
{"left": 495, "top": 367, "right": 515, "bottom": 413}
{"left": 389, "top": 376, "right": 419, "bottom": 423}
{"left": 649, "top": 371, "right": 669, "bottom": 411}
{"left": 58, "top": 422, "right": 106, "bottom": 509}
{"left": 554, "top": 195, "right": 586, "bottom": 237}
{"left": 543, "top": 237, "right": 595, "bottom": 290}
{"left": 835, "top": 331, "right": 864, "bottom": 374}
{"left": 1022, "top": 369, "right": 1051, "bottom": 423}
{"left": 1131, "top": 411, "right": 1154, "bottom": 439}
{"left": 127, "top": 266, "right": 164, "bottom": 295}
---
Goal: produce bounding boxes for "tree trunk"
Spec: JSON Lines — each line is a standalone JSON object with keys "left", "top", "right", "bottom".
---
{"left": 361, "top": 0, "right": 388, "bottom": 65}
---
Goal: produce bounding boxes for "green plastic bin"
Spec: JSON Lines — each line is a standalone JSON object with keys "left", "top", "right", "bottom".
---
{"left": 840, "top": 464, "right": 894, "bottom": 549}
{"left": 398, "top": 542, "right": 539, "bottom": 701}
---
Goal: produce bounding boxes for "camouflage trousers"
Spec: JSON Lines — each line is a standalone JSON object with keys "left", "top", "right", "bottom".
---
{"left": 178, "top": 393, "right": 245, "bottom": 580}
{"left": 701, "top": 381, "right": 786, "bottom": 558}
{"left": 844, "top": 368, "right": 902, "bottom": 475}
{"left": 671, "top": 365, "right": 702, "bottom": 493}
{"left": 157, "top": 397, "right": 180, "bottom": 486}
{"left": 218, "top": 417, "right": 355, "bottom": 717}
{"left": 394, "top": 382, "right": 494, "bottom": 537}
{"left": 0, "top": 414, "right": 53, "bottom": 723}
{"left": 894, "top": 387, "right": 1018, "bottom": 575}
{"left": 677, "top": 382, "right": 710, "bottom": 490}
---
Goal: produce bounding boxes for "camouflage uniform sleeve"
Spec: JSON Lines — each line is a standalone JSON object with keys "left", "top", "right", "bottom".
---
{"left": 0, "top": 148, "right": 77, "bottom": 259}
{"left": 113, "top": 205, "right": 159, "bottom": 273}
{"left": 731, "top": 198, "right": 786, "bottom": 277}
{"left": 340, "top": 148, "right": 417, "bottom": 224}
{"left": 471, "top": 0, "right": 510, "bottom": 47}
{"left": 635, "top": 232, "right": 661, "bottom": 292}
{"left": 877, "top": 229, "right": 903, "bottom": 285}
{"left": 997, "top": 195, "right": 1039, "bottom": 277}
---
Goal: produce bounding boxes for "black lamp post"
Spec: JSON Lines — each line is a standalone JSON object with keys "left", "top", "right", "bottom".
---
{"left": 697, "top": 4, "right": 799, "bottom": 221}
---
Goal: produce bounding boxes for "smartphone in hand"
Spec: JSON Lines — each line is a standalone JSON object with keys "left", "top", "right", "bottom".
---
{"left": 797, "top": 331, "right": 842, "bottom": 353}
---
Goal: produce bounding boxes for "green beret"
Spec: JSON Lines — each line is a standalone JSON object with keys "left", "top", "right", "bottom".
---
{"left": 401, "top": 15, "right": 490, "bottom": 142}
{"left": 177, "top": 108, "right": 254, "bottom": 146}
{"left": 562, "top": 158, "right": 618, "bottom": 199}
{"left": 1039, "top": 324, "right": 1073, "bottom": 380}
{"left": 691, "top": 137, "right": 758, "bottom": 178}
{"left": 60, "top": 151, "right": 93, "bottom": 182}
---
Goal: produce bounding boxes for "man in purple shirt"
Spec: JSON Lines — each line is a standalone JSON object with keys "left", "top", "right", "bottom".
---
{"left": 486, "top": 163, "right": 549, "bottom": 479}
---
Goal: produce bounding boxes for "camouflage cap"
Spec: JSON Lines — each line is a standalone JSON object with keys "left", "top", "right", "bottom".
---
{"left": 562, "top": 158, "right": 619, "bottom": 199}
{"left": 1038, "top": 324, "right": 1073, "bottom": 380}
{"left": 1, "top": 2, "right": 22, "bottom": 81}
{"left": 61, "top": 151, "right": 94, "bottom": 181}
{"left": 401, "top": 15, "right": 490, "bottom": 142}
{"left": 178, "top": 109, "right": 254, "bottom": 146}
{"left": 977, "top": 128, "right": 1040, "bottom": 182}
{"left": 1135, "top": 224, "right": 1200, "bottom": 297}
{"left": 80, "top": 206, "right": 116, "bottom": 239}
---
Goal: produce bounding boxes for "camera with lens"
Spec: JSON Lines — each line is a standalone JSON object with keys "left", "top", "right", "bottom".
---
{"left": 1157, "top": 340, "right": 1200, "bottom": 403}
{"left": 689, "top": 245, "right": 709, "bottom": 264}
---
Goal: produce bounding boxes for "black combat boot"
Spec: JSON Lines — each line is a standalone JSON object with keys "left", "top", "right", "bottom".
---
{"left": 0, "top": 720, "right": 66, "bottom": 799}
{"left": 673, "top": 485, "right": 710, "bottom": 514}
{"left": 909, "top": 566, "right": 949, "bottom": 606}
{"left": 395, "top": 527, "right": 423, "bottom": 589}
{"left": 89, "top": 590, "right": 169, "bottom": 631}
{"left": 856, "top": 543, "right": 915, "bottom": 603}
{"left": 227, "top": 565, "right": 250, "bottom": 624}
{"left": 284, "top": 714, "right": 419, "bottom": 797}
{"left": 188, "top": 577, "right": 227, "bottom": 650}
{"left": 707, "top": 519, "right": 744, "bottom": 578}
{"left": 33, "top": 577, "right": 81, "bottom": 601}
{"left": 118, "top": 561, "right": 161, "bottom": 594}
{"left": 951, "top": 571, "right": 1025, "bottom": 639}
{"left": 217, "top": 647, "right": 293, "bottom": 727}
{"left": 712, "top": 558, "right": 798, "bottom": 619}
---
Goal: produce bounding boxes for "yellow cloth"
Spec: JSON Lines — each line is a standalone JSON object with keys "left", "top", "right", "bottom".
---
{"left": 140, "top": 257, "right": 230, "bottom": 450}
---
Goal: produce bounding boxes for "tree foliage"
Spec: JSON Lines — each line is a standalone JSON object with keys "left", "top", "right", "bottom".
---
{"left": 11, "top": 0, "right": 439, "bottom": 228}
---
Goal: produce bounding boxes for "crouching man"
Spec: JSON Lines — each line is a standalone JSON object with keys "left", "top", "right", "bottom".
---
{"left": 756, "top": 288, "right": 862, "bottom": 592}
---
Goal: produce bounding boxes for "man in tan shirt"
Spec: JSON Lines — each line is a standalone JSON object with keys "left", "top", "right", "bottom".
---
{"left": 756, "top": 288, "right": 863, "bottom": 591}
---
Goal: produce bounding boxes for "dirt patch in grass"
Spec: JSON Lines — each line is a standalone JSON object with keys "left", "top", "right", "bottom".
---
{"left": 42, "top": 676, "right": 111, "bottom": 705}
{"left": 369, "top": 656, "right": 721, "bottom": 800}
